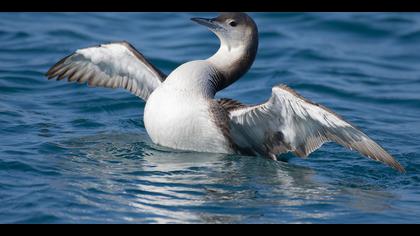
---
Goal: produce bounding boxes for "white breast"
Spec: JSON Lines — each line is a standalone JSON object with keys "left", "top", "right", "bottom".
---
{"left": 144, "top": 61, "right": 231, "bottom": 154}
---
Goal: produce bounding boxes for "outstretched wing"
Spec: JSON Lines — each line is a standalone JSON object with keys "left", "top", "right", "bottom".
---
{"left": 226, "top": 84, "right": 405, "bottom": 172}
{"left": 46, "top": 41, "right": 166, "bottom": 101}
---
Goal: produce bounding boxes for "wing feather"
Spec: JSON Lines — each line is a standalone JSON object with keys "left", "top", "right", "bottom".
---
{"left": 228, "top": 84, "right": 405, "bottom": 172}
{"left": 46, "top": 41, "right": 166, "bottom": 101}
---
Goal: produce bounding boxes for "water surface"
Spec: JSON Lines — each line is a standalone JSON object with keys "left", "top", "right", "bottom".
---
{"left": 0, "top": 12, "right": 419, "bottom": 223}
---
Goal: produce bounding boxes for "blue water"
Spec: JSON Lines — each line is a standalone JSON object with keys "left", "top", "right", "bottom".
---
{"left": 0, "top": 12, "right": 420, "bottom": 224}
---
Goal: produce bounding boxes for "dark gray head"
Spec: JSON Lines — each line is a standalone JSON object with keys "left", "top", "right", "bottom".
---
{"left": 191, "top": 12, "right": 259, "bottom": 92}
{"left": 191, "top": 12, "right": 258, "bottom": 52}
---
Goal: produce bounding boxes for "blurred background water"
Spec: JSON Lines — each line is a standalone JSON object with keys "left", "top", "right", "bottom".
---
{"left": 0, "top": 12, "right": 419, "bottom": 223}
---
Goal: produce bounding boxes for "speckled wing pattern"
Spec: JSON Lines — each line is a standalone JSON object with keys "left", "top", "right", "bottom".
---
{"left": 46, "top": 41, "right": 166, "bottom": 101}
{"left": 226, "top": 84, "right": 405, "bottom": 172}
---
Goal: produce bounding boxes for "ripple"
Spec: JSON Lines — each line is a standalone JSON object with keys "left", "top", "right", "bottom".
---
{"left": 0, "top": 30, "right": 31, "bottom": 40}
{"left": 0, "top": 159, "right": 61, "bottom": 177}
{"left": 46, "top": 29, "right": 93, "bottom": 40}
{"left": 398, "top": 30, "right": 420, "bottom": 43}
{"left": 294, "top": 83, "right": 420, "bottom": 109}
{"left": 313, "top": 19, "right": 394, "bottom": 38}
{"left": 70, "top": 118, "right": 106, "bottom": 129}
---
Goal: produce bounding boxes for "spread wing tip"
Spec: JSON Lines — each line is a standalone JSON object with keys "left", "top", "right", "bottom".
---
{"left": 379, "top": 153, "right": 405, "bottom": 173}
{"left": 340, "top": 134, "right": 406, "bottom": 173}
{"left": 366, "top": 149, "right": 405, "bottom": 173}
{"left": 45, "top": 53, "right": 73, "bottom": 80}
{"left": 391, "top": 161, "right": 405, "bottom": 173}
{"left": 378, "top": 155, "right": 405, "bottom": 173}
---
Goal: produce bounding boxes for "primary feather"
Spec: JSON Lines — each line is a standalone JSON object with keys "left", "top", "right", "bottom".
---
{"left": 46, "top": 41, "right": 166, "bottom": 101}
{"left": 227, "top": 84, "right": 405, "bottom": 172}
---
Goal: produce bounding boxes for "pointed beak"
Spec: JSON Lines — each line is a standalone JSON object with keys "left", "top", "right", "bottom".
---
{"left": 191, "top": 17, "right": 223, "bottom": 31}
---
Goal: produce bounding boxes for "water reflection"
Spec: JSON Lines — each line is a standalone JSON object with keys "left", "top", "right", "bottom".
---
{"left": 58, "top": 132, "right": 363, "bottom": 223}
{"left": 57, "top": 133, "right": 399, "bottom": 222}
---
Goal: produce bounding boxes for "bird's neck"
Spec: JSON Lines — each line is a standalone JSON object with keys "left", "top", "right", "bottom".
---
{"left": 207, "top": 39, "right": 258, "bottom": 92}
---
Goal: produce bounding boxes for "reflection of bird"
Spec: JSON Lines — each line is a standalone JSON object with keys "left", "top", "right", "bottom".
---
{"left": 46, "top": 12, "right": 404, "bottom": 172}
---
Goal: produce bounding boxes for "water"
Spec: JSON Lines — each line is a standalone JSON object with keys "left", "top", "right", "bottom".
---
{"left": 0, "top": 12, "right": 419, "bottom": 224}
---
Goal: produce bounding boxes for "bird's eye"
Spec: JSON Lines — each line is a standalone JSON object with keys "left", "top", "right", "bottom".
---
{"left": 229, "top": 21, "right": 237, "bottom": 27}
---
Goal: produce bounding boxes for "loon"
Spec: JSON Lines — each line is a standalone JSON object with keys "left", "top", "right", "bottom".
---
{"left": 46, "top": 12, "right": 405, "bottom": 172}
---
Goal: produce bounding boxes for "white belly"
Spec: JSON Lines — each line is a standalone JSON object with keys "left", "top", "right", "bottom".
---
{"left": 144, "top": 86, "right": 231, "bottom": 154}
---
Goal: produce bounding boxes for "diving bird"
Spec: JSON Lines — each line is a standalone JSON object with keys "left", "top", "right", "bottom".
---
{"left": 46, "top": 12, "right": 405, "bottom": 172}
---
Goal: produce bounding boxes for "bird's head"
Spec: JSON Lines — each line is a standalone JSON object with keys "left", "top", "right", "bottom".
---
{"left": 191, "top": 12, "right": 258, "bottom": 51}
